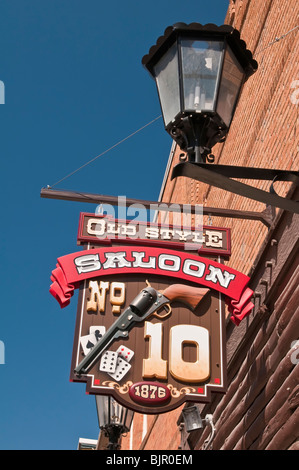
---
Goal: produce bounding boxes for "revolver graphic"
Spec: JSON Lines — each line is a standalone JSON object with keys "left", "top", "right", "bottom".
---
{"left": 74, "top": 282, "right": 209, "bottom": 376}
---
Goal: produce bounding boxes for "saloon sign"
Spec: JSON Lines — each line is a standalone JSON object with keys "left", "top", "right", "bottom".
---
{"left": 50, "top": 214, "right": 254, "bottom": 414}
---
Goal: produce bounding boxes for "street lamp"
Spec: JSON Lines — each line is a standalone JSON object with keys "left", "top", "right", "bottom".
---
{"left": 95, "top": 395, "right": 134, "bottom": 450}
{"left": 181, "top": 406, "right": 216, "bottom": 450}
{"left": 142, "top": 22, "right": 257, "bottom": 163}
{"left": 182, "top": 405, "right": 204, "bottom": 432}
{"left": 142, "top": 22, "right": 299, "bottom": 214}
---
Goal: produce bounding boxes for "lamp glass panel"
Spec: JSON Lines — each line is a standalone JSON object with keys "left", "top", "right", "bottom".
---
{"left": 96, "top": 395, "right": 110, "bottom": 428}
{"left": 153, "top": 42, "right": 181, "bottom": 126}
{"left": 182, "top": 406, "right": 203, "bottom": 432}
{"left": 181, "top": 39, "right": 224, "bottom": 112}
{"left": 110, "top": 398, "right": 123, "bottom": 426}
{"left": 96, "top": 395, "right": 134, "bottom": 430}
{"left": 124, "top": 408, "right": 134, "bottom": 432}
{"left": 216, "top": 45, "right": 244, "bottom": 126}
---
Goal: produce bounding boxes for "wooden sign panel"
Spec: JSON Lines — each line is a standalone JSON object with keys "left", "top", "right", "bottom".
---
{"left": 50, "top": 214, "right": 254, "bottom": 414}
{"left": 77, "top": 212, "right": 231, "bottom": 257}
{"left": 70, "top": 272, "right": 227, "bottom": 413}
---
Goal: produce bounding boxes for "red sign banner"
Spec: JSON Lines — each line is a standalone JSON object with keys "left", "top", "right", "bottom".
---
{"left": 50, "top": 246, "right": 253, "bottom": 325}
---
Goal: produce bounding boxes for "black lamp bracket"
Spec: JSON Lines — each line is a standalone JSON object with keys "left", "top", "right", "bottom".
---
{"left": 168, "top": 113, "right": 227, "bottom": 163}
{"left": 171, "top": 161, "right": 299, "bottom": 214}
{"left": 103, "top": 425, "right": 123, "bottom": 450}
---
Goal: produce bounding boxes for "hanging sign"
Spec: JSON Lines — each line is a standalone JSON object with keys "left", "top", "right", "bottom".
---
{"left": 77, "top": 212, "right": 231, "bottom": 256}
{"left": 49, "top": 215, "right": 254, "bottom": 414}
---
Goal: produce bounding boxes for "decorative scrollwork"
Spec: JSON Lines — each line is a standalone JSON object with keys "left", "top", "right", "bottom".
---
{"left": 102, "top": 380, "right": 133, "bottom": 394}
{"left": 167, "top": 384, "right": 196, "bottom": 397}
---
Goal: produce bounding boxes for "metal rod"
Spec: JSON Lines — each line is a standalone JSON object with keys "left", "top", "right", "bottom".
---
{"left": 40, "top": 187, "right": 273, "bottom": 226}
{"left": 171, "top": 162, "right": 299, "bottom": 215}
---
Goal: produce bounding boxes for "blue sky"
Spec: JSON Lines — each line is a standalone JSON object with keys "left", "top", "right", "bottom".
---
{"left": 0, "top": 0, "right": 229, "bottom": 449}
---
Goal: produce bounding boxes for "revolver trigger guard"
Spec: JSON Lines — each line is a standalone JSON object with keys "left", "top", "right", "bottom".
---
{"left": 153, "top": 303, "right": 172, "bottom": 319}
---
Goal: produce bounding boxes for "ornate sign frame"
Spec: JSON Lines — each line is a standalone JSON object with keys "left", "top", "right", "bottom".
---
{"left": 50, "top": 215, "right": 254, "bottom": 414}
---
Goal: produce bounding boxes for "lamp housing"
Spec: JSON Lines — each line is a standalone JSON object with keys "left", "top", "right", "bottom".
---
{"left": 96, "top": 395, "right": 134, "bottom": 449}
{"left": 142, "top": 23, "right": 257, "bottom": 161}
{"left": 182, "top": 405, "right": 204, "bottom": 432}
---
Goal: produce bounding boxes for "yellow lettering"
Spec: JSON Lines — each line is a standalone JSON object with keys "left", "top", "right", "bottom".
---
{"left": 86, "top": 280, "right": 125, "bottom": 314}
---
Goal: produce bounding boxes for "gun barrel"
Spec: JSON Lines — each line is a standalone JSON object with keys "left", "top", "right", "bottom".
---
{"left": 74, "top": 286, "right": 159, "bottom": 376}
{"left": 74, "top": 332, "right": 115, "bottom": 376}
{"left": 74, "top": 306, "right": 135, "bottom": 375}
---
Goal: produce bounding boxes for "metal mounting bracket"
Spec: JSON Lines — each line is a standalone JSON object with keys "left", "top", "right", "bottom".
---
{"left": 171, "top": 162, "right": 299, "bottom": 214}
{"left": 40, "top": 187, "right": 276, "bottom": 227}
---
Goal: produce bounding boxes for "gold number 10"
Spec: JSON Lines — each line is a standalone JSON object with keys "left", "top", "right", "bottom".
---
{"left": 142, "top": 321, "right": 210, "bottom": 383}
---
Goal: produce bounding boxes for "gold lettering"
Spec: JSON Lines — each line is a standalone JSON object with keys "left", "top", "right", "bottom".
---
{"left": 143, "top": 321, "right": 167, "bottom": 380}
{"left": 110, "top": 282, "right": 126, "bottom": 314}
{"left": 86, "top": 281, "right": 126, "bottom": 313}
{"left": 86, "top": 280, "right": 126, "bottom": 314}
{"left": 87, "top": 280, "right": 109, "bottom": 313}
{"left": 169, "top": 324, "right": 210, "bottom": 383}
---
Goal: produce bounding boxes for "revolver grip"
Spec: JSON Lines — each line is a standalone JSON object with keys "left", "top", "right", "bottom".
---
{"left": 162, "top": 284, "right": 209, "bottom": 311}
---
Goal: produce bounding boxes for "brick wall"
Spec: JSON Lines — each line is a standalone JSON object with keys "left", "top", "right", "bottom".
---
{"left": 160, "top": 0, "right": 299, "bottom": 277}
{"left": 121, "top": 0, "right": 299, "bottom": 450}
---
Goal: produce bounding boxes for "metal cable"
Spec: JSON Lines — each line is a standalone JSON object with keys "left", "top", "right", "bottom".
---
{"left": 254, "top": 25, "right": 299, "bottom": 56}
{"left": 49, "top": 115, "right": 162, "bottom": 188}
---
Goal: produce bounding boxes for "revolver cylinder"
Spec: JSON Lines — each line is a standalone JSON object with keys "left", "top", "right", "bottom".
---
{"left": 130, "top": 286, "right": 158, "bottom": 315}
